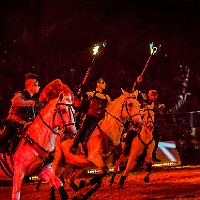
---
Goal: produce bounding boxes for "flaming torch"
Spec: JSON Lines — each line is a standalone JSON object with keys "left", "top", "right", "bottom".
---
{"left": 132, "top": 42, "right": 158, "bottom": 92}
{"left": 77, "top": 41, "right": 106, "bottom": 95}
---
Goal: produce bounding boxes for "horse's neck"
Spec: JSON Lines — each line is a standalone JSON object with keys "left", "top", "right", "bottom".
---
{"left": 27, "top": 115, "right": 57, "bottom": 152}
{"left": 100, "top": 110, "right": 125, "bottom": 145}
{"left": 140, "top": 117, "right": 154, "bottom": 141}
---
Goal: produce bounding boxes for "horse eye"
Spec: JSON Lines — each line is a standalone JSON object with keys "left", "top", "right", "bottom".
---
{"left": 61, "top": 109, "right": 67, "bottom": 114}
{"left": 128, "top": 103, "right": 133, "bottom": 107}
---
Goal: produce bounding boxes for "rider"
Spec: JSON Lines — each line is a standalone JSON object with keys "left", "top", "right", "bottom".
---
{"left": 0, "top": 73, "right": 40, "bottom": 149}
{"left": 123, "top": 76, "right": 164, "bottom": 162}
{"left": 137, "top": 77, "right": 165, "bottom": 162}
{"left": 145, "top": 89, "right": 165, "bottom": 162}
{"left": 70, "top": 73, "right": 111, "bottom": 154}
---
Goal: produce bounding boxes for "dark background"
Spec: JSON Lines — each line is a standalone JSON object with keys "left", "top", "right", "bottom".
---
{"left": 1, "top": 0, "right": 200, "bottom": 120}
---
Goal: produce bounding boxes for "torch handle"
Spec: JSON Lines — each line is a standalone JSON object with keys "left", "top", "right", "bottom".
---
{"left": 77, "top": 57, "right": 96, "bottom": 95}
{"left": 132, "top": 54, "right": 152, "bottom": 92}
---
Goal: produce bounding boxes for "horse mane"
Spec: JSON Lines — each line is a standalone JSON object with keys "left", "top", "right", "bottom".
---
{"left": 106, "top": 95, "right": 124, "bottom": 113}
{"left": 32, "top": 98, "right": 57, "bottom": 126}
{"left": 39, "top": 79, "right": 74, "bottom": 103}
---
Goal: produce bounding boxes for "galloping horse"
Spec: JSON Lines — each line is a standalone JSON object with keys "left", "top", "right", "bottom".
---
{"left": 109, "top": 104, "right": 155, "bottom": 188}
{"left": 51, "top": 89, "right": 142, "bottom": 199}
{"left": 0, "top": 91, "right": 75, "bottom": 200}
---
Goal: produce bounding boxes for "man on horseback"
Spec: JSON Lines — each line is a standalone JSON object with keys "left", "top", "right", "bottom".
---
{"left": 144, "top": 89, "right": 165, "bottom": 162}
{"left": 123, "top": 76, "right": 165, "bottom": 162}
{"left": 70, "top": 73, "right": 111, "bottom": 155}
{"left": 0, "top": 73, "right": 40, "bottom": 151}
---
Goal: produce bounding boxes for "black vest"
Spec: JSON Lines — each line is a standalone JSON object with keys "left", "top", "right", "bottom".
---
{"left": 9, "top": 90, "right": 35, "bottom": 122}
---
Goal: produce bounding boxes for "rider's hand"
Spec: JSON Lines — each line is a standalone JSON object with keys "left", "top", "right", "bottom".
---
{"left": 137, "top": 76, "right": 143, "bottom": 83}
{"left": 29, "top": 100, "right": 36, "bottom": 108}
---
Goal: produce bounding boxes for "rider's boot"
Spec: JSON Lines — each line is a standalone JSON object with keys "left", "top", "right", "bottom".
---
{"left": 82, "top": 142, "right": 88, "bottom": 156}
{"left": 124, "top": 130, "right": 137, "bottom": 156}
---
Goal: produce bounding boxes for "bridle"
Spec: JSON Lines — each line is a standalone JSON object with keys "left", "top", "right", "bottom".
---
{"left": 137, "top": 107, "right": 155, "bottom": 147}
{"left": 5, "top": 101, "right": 76, "bottom": 177}
{"left": 53, "top": 102, "right": 75, "bottom": 133}
{"left": 38, "top": 102, "right": 75, "bottom": 135}
{"left": 142, "top": 108, "right": 155, "bottom": 129}
{"left": 106, "top": 96, "right": 141, "bottom": 128}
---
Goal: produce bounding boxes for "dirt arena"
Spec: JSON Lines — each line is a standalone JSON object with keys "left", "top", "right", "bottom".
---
{"left": 1, "top": 165, "right": 200, "bottom": 200}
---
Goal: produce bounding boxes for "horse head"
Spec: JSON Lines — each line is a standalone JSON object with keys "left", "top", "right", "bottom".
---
{"left": 52, "top": 92, "right": 76, "bottom": 135}
{"left": 120, "top": 89, "right": 142, "bottom": 128}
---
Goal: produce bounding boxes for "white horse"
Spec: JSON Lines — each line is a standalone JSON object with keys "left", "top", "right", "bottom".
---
{"left": 0, "top": 92, "right": 75, "bottom": 200}
{"left": 51, "top": 89, "right": 142, "bottom": 199}
{"left": 109, "top": 104, "right": 155, "bottom": 188}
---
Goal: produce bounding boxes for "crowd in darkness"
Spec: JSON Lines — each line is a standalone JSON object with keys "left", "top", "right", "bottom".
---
{"left": 1, "top": 50, "right": 200, "bottom": 130}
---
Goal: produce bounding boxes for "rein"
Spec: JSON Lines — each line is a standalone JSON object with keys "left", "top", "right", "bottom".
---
{"left": 121, "top": 97, "right": 141, "bottom": 125}
{"left": 137, "top": 108, "right": 155, "bottom": 147}
{"left": 23, "top": 102, "right": 75, "bottom": 166}
{"left": 106, "top": 111, "right": 125, "bottom": 127}
{"left": 37, "top": 102, "right": 75, "bottom": 136}
{"left": 38, "top": 111, "right": 60, "bottom": 135}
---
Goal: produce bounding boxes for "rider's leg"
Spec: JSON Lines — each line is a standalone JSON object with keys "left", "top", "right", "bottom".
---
{"left": 124, "top": 130, "right": 137, "bottom": 157}
{"left": 70, "top": 116, "right": 94, "bottom": 153}
{"left": 82, "top": 117, "right": 99, "bottom": 156}
{"left": 152, "top": 129, "right": 161, "bottom": 162}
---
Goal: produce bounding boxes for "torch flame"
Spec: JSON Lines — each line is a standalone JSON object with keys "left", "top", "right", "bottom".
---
{"left": 93, "top": 45, "right": 100, "bottom": 55}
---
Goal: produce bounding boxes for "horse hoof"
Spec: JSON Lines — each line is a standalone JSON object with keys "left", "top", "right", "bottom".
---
{"left": 118, "top": 184, "right": 123, "bottom": 189}
{"left": 79, "top": 180, "right": 85, "bottom": 189}
{"left": 144, "top": 177, "right": 149, "bottom": 183}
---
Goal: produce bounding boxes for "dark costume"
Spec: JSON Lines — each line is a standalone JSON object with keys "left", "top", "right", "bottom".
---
{"left": 70, "top": 73, "right": 111, "bottom": 154}
{"left": 138, "top": 90, "right": 164, "bottom": 162}
{"left": 123, "top": 88, "right": 164, "bottom": 161}
{"left": 71, "top": 91, "right": 110, "bottom": 154}
{"left": 0, "top": 73, "right": 39, "bottom": 151}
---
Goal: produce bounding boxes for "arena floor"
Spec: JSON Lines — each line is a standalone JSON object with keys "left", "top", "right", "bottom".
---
{"left": 1, "top": 165, "right": 200, "bottom": 200}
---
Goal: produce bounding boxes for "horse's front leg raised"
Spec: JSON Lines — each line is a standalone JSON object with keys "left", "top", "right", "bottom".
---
{"left": 109, "top": 153, "right": 125, "bottom": 186}
{"left": 12, "top": 166, "right": 26, "bottom": 200}
{"left": 38, "top": 166, "right": 69, "bottom": 200}
{"left": 77, "top": 136, "right": 107, "bottom": 191}
{"left": 118, "top": 141, "right": 144, "bottom": 188}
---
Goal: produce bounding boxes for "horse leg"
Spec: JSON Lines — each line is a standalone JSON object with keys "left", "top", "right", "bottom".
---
{"left": 83, "top": 179, "right": 103, "bottom": 199}
{"left": 78, "top": 165, "right": 108, "bottom": 191}
{"left": 118, "top": 153, "right": 138, "bottom": 188}
{"left": 12, "top": 167, "right": 25, "bottom": 200}
{"left": 73, "top": 174, "right": 104, "bottom": 200}
{"left": 144, "top": 162, "right": 152, "bottom": 183}
{"left": 68, "top": 168, "right": 83, "bottom": 192}
{"left": 35, "top": 179, "right": 42, "bottom": 190}
{"left": 109, "top": 153, "right": 125, "bottom": 186}
{"left": 38, "top": 167, "right": 69, "bottom": 200}
{"left": 143, "top": 143, "right": 154, "bottom": 183}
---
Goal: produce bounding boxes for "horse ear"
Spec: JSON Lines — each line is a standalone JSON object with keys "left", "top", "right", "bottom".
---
{"left": 59, "top": 92, "right": 64, "bottom": 100}
{"left": 121, "top": 88, "right": 125, "bottom": 95}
